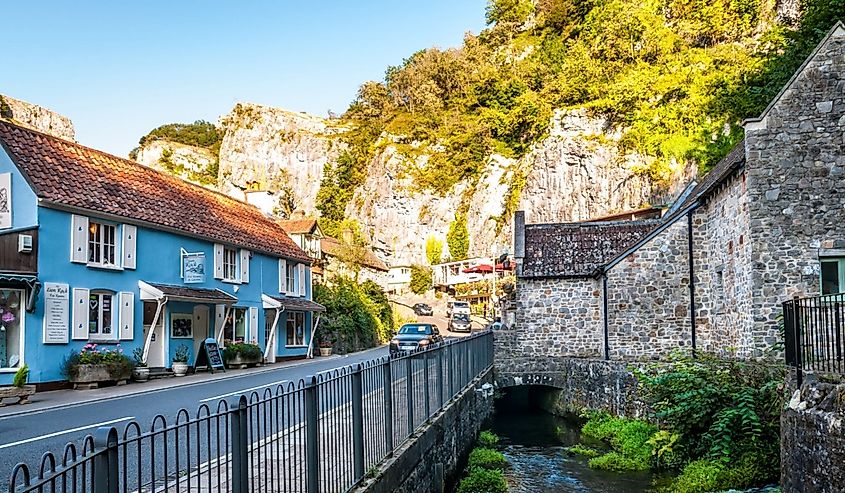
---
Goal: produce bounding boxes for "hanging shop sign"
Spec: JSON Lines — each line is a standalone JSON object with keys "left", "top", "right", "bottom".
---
{"left": 181, "top": 249, "right": 206, "bottom": 284}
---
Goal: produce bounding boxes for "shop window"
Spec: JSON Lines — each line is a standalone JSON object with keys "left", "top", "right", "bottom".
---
{"left": 286, "top": 312, "right": 306, "bottom": 347}
{"left": 821, "top": 259, "right": 845, "bottom": 295}
{"left": 0, "top": 289, "right": 24, "bottom": 369}
{"left": 89, "top": 291, "right": 114, "bottom": 338}
{"left": 223, "top": 307, "right": 248, "bottom": 343}
{"left": 88, "top": 221, "right": 116, "bottom": 266}
{"left": 223, "top": 247, "right": 238, "bottom": 281}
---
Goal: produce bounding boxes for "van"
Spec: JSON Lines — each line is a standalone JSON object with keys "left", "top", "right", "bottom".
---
{"left": 451, "top": 301, "right": 471, "bottom": 317}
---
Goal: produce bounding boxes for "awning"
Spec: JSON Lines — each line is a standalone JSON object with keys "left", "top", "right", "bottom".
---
{"left": 262, "top": 294, "right": 326, "bottom": 312}
{"left": 463, "top": 264, "right": 494, "bottom": 274}
{"left": 139, "top": 281, "right": 237, "bottom": 304}
{"left": 0, "top": 273, "right": 38, "bottom": 285}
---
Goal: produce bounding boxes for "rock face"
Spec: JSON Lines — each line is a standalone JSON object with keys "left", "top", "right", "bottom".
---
{"left": 133, "top": 140, "right": 218, "bottom": 186}
{"left": 217, "top": 103, "right": 343, "bottom": 216}
{"left": 0, "top": 94, "right": 75, "bottom": 141}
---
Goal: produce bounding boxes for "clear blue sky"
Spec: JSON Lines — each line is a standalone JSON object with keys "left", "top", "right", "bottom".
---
{"left": 3, "top": 1, "right": 487, "bottom": 156}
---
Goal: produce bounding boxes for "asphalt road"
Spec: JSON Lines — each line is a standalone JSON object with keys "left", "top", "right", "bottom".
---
{"left": 0, "top": 345, "right": 394, "bottom": 485}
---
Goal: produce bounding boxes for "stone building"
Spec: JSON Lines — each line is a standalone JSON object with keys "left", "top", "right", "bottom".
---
{"left": 509, "top": 22, "right": 845, "bottom": 361}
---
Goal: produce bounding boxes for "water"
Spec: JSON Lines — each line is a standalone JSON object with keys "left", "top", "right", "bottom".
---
{"left": 489, "top": 410, "right": 657, "bottom": 493}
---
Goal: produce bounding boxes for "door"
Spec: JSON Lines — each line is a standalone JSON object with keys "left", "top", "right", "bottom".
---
{"left": 143, "top": 301, "right": 165, "bottom": 368}
{"left": 193, "top": 305, "right": 209, "bottom": 364}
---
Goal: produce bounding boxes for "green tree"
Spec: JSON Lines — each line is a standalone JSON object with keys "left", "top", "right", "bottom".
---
{"left": 447, "top": 214, "right": 470, "bottom": 261}
{"left": 409, "top": 265, "right": 433, "bottom": 295}
{"left": 425, "top": 236, "right": 443, "bottom": 265}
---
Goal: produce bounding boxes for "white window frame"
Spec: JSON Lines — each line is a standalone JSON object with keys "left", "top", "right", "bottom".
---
{"left": 0, "top": 288, "right": 26, "bottom": 372}
{"left": 285, "top": 311, "right": 307, "bottom": 347}
{"left": 222, "top": 247, "right": 239, "bottom": 282}
{"left": 286, "top": 262, "right": 297, "bottom": 295}
{"left": 88, "top": 221, "right": 118, "bottom": 268}
{"left": 88, "top": 290, "right": 116, "bottom": 340}
{"left": 821, "top": 258, "right": 845, "bottom": 295}
{"left": 222, "top": 307, "right": 248, "bottom": 343}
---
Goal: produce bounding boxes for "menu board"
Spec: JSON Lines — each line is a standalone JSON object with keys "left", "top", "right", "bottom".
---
{"left": 202, "top": 338, "right": 225, "bottom": 373}
{"left": 43, "top": 283, "right": 69, "bottom": 343}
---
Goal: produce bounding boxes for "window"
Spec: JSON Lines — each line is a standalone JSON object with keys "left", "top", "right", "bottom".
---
{"left": 0, "top": 289, "right": 23, "bottom": 369}
{"left": 89, "top": 291, "right": 114, "bottom": 338}
{"left": 223, "top": 247, "right": 238, "bottom": 281}
{"left": 821, "top": 259, "right": 845, "bottom": 295}
{"left": 88, "top": 221, "right": 116, "bottom": 266}
{"left": 223, "top": 307, "right": 247, "bottom": 343}
{"left": 286, "top": 312, "right": 306, "bottom": 346}
{"left": 287, "top": 263, "right": 296, "bottom": 294}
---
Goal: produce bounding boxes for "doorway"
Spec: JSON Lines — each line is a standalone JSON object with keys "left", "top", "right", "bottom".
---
{"left": 193, "top": 305, "right": 209, "bottom": 364}
{"left": 143, "top": 301, "right": 165, "bottom": 367}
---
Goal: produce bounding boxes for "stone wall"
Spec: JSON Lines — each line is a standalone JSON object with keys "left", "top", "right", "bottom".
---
{"left": 509, "top": 277, "right": 603, "bottom": 359}
{"left": 744, "top": 26, "right": 845, "bottom": 357}
{"left": 781, "top": 381, "right": 845, "bottom": 493}
{"left": 353, "top": 369, "right": 495, "bottom": 493}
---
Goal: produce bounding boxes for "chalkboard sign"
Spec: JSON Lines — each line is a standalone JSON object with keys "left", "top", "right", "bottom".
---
{"left": 200, "top": 338, "right": 225, "bottom": 374}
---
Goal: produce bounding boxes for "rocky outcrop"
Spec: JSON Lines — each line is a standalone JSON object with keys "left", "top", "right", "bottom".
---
{"left": 133, "top": 140, "right": 218, "bottom": 187}
{"left": 0, "top": 94, "right": 75, "bottom": 141}
{"left": 217, "top": 103, "right": 343, "bottom": 215}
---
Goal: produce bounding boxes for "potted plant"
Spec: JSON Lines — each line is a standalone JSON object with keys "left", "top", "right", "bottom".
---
{"left": 131, "top": 347, "right": 149, "bottom": 382}
{"left": 319, "top": 339, "right": 333, "bottom": 357}
{"left": 63, "top": 344, "right": 133, "bottom": 389}
{"left": 0, "top": 364, "right": 35, "bottom": 406}
{"left": 223, "top": 342, "right": 263, "bottom": 369}
{"left": 172, "top": 344, "right": 190, "bottom": 377}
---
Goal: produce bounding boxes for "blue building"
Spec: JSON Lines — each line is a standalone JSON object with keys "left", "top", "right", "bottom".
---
{"left": 0, "top": 120, "right": 324, "bottom": 386}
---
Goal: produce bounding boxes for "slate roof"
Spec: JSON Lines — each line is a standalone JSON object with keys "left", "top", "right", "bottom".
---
{"left": 268, "top": 296, "right": 326, "bottom": 312}
{"left": 278, "top": 218, "right": 318, "bottom": 235}
{"left": 321, "top": 237, "right": 389, "bottom": 271}
{"left": 0, "top": 120, "right": 310, "bottom": 262}
{"left": 147, "top": 283, "right": 238, "bottom": 303}
{"left": 521, "top": 219, "right": 660, "bottom": 278}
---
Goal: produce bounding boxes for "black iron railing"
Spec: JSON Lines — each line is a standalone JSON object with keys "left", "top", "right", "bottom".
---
{"left": 7, "top": 331, "right": 494, "bottom": 493}
{"left": 783, "top": 293, "right": 845, "bottom": 386}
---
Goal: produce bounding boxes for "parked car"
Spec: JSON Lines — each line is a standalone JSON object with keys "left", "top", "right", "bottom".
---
{"left": 446, "top": 301, "right": 471, "bottom": 318}
{"left": 484, "top": 321, "right": 507, "bottom": 331}
{"left": 449, "top": 313, "right": 472, "bottom": 333}
{"left": 389, "top": 323, "right": 444, "bottom": 355}
{"left": 412, "top": 303, "right": 433, "bottom": 316}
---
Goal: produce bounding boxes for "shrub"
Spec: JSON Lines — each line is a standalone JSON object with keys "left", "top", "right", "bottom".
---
{"left": 589, "top": 451, "right": 649, "bottom": 472}
{"left": 223, "top": 343, "right": 261, "bottom": 362}
{"left": 447, "top": 214, "right": 470, "bottom": 261}
{"left": 409, "top": 265, "right": 433, "bottom": 295}
{"left": 425, "top": 236, "right": 443, "bottom": 265}
{"left": 314, "top": 276, "right": 394, "bottom": 353}
{"left": 566, "top": 444, "right": 601, "bottom": 458}
{"left": 478, "top": 430, "right": 500, "bottom": 447}
{"left": 664, "top": 453, "right": 780, "bottom": 493}
{"left": 467, "top": 447, "right": 509, "bottom": 471}
{"left": 580, "top": 412, "right": 656, "bottom": 471}
{"left": 456, "top": 468, "right": 508, "bottom": 493}
{"left": 664, "top": 459, "right": 726, "bottom": 493}
{"left": 60, "top": 345, "right": 134, "bottom": 380}
{"left": 12, "top": 364, "right": 29, "bottom": 388}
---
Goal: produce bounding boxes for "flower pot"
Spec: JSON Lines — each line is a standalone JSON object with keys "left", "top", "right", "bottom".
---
{"left": 172, "top": 362, "right": 189, "bottom": 377}
{"left": 132, "top": 367, "right": 150, "bottom": 382}
{"left": 319, "top": 347, "right": 333, "bottom": 357}
{"left": 0, "top": 385, "right": 35, "bottom": 406}
{"left": 69, "top": 364, "right": 132, "bottom": 390}
{"left": 225, "top": 354, "right": 263, "bottom": 369}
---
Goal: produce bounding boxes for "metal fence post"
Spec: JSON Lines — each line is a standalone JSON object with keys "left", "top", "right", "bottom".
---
{"left": 793, "top": 297, "right": 803, "bottom": 388}
{"left": 93, "top": 427, "right": 118, "bottom": 493}
{"left": 304, "top": 375, "right": 320, "bottom": 493}
{"left": 437, "top": 345, "right": 444, "bottom": 409}
{"left": 230, "top": 395, "right": 249, "bottom": 493}
{"left": 351, "top": 364, "right": 365, "bottom": 481}
{"left": 406, "top": 355, "right": 415, "bottom": 432}
{"left": 423, "top": 349, "right": 431, "bottom": 421}
{"left": 383, "top": 361, "right": 394, "bottom": 454}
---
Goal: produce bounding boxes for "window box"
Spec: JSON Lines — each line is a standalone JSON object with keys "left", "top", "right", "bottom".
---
{"left": 68, "top": 364, "right": 131, "bottom": 390}
{"left": 0, "top": 385, "right": 35, "bottom": 406}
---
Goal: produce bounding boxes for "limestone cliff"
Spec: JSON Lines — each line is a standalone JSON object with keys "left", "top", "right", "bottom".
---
{"left": 133, "top": 140, "right": 218, "bottom": 187}
{"left": 0, "top": 94, "right": 75, "bottom": 141}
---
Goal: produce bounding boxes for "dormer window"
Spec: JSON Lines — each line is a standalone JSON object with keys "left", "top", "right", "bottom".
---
{"left": 88, "top": 221, "right": 116, "bottom": 266}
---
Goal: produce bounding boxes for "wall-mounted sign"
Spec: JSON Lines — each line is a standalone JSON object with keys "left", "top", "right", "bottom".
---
{"left": 0, "top": 172, "right": 11, "bottom": 230}
{"left": 171, "top": 313, "right": 193, "bottom": 338}
{"left": 182, "top": 251, "right": 206, "bottom": 284}
{"left": 43, "top": 282, "right": 69, "bottom": 343}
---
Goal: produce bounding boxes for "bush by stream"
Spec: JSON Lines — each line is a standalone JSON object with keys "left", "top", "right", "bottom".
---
{"left": 313, "top": 277, "right": 394, "bottom": 353}
{"left": 574, "top": 353, "right": 786, "bottom": 493}
{"left": 457, "top": 431, "right": 509, "bottom": 493}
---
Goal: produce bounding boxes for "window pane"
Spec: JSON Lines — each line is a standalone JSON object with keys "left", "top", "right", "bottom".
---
{"left": 101, "top": 294, "right": 112, "bottom": 334}
{"left": 0, "top": 289, "right": 23, "bottom": 368}
{"left": 822, "top": 261, "right": 841, "bottom": 294}
{"left": 234, "top": 308, "right": 246, "bottom": 341}
{"left": 286, "top": 317, "right": 295, "bottom": 346}
{"left": 89, "top": 293, "right": 100, "bottom": 334}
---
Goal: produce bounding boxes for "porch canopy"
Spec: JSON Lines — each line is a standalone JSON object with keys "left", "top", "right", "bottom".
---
{"left": 139, "top": 281, "right": 237, "bottom": 304}
{"left": 0, "top": 273, "right": 41, "bottom": 312}
{"left": 261, "top": 294, "right": 326, "bottom": 362}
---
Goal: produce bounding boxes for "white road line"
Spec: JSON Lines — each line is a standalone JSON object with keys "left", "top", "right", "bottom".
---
{"left": 0, "top": 416, "right": 135, "bottom": 450}
{"left": 199, "top": 380, "right": 287, "bottom": 403}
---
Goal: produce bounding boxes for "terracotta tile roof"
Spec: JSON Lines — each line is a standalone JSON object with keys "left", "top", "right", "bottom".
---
{"left": 0, "top": 120, "right": 310, "bottom": 262}
{"left": 278, "top": 218, "right": 318, "bottom": 235}
{"left": 320, "top": 237, "right": 389, "bottom": 271}
{"left": 521, "top": 219, "right": 660, "bottom": 278}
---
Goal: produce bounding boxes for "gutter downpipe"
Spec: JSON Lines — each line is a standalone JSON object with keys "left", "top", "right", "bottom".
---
{"left": 602, "top": 273, "right": 610, "bottom": 360}
{"left": 687, "top": 210, "right": 697, "bottom": 357}
{"left": 142, "top": 297, "right": 168, "bottom": 363}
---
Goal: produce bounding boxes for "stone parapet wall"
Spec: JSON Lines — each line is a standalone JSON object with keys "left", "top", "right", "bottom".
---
{"left": 354, "top": 370, "right": 495, "bottom": 493}
{"left": 781, "top": 381, "right": 845, "bottom": 493}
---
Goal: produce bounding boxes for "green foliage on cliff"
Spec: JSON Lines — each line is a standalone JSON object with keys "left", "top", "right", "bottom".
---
{"left": 138, "top": 120, "right": 222, "bottom": 152}
{"left": 315, "top": 0, "right": 844, "bottom": 218}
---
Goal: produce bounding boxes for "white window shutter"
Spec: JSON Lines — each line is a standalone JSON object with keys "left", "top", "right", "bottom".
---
{"left": 298, "top": 264, "right": 306, "bottom": 297}
{"left": 240, "top": 249, "right": 250, "bottom": 283}
{"left": 122, "top": 225, "right": 137, "bottom": 269}
{"left": 249, "top": 307, "right": 259, "bottom": 343}
{"left": 118, "top": 292, "right": 134, "bottom": 340}
{"left": 71, "top": 288, "right": 90, "bottom": 340}
{"left": 70, "top": 215, "right": 89, "bottom": 263}
{"left": 214, "top": 304, "right": 226, "bottom": 341}
{"left": 279, "top": 259, "right": 287, "bottom": 294}
{"left": 213, "top": 244, "right": 224, "bottom": 280}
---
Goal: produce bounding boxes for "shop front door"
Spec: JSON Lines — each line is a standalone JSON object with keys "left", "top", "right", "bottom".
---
{"left": 143, "top": 301, "right": 165, "bottom": 368}
{"left": 193, "top": 305, "right": 209, "bottom": 364}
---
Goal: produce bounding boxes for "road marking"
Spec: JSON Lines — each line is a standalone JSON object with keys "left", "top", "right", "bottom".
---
{"left": 0, "top": 416, "right": 135, "bottom": 450}
{"left": 199, "top": 380, "right": 287, "bottom": 403}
